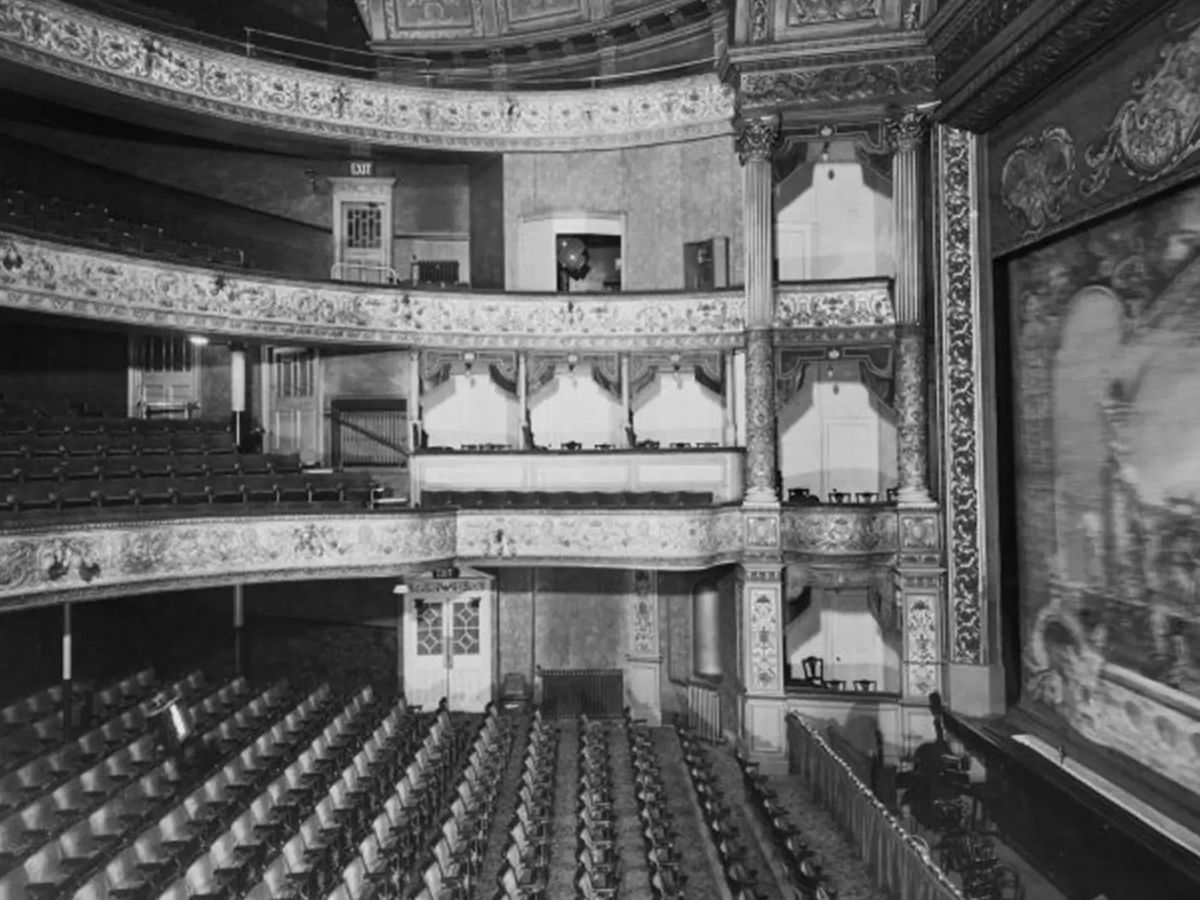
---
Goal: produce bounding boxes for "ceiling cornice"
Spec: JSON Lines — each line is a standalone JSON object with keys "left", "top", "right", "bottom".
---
{"left": 931, "top": 0, "right": 1178, "bottom": 132}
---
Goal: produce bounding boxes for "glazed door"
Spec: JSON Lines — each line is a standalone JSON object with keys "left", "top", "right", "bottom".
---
{"left": 405, "top": 595, "right": 492, "bottom": 712}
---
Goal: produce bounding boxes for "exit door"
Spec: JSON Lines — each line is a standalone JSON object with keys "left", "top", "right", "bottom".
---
{"left": 404, "top": 594, "right": 492, "bottom": 712}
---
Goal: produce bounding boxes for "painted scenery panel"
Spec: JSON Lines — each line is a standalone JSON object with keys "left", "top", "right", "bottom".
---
{"left": 1010, "top": 181, "right": 1200, "bottom": 796}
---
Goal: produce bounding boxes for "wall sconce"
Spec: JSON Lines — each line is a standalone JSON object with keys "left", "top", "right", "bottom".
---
{"left": 669, "top": 352, "right": 683, "bottom": 386}
{"left": 827, "top": 348, "right": 841, "bottom": 395}
{"left": 463, "top": 350, "right": 477, "bottom": 384}
{"left": 187, "top": 335, "right": 209, "bottom": 347}
{"left": 566, "top": 352, "right": 579, "bottom": 383}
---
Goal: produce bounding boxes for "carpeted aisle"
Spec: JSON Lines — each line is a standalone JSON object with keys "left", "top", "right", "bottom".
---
{"left": 766, "top": 773, "right": 893, "bottom": 900}
{"left": 704, "top": 742, "right": 785, "bottom": 900}
{"left": 608, "top": 722, "right": 653, "bottom": 897}
{"left": 650, "top": 728, "right": 727, "bottom": 900}
{"left": 545, "top": 722, "right": 580, "bottom": 899}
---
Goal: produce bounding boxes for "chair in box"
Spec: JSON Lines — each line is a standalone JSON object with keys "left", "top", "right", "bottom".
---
{"left": 500, "top": 674, "right": 529, "bottom": 714}
{"left": 800, "top": 657, "right": 826, "bottom": 689}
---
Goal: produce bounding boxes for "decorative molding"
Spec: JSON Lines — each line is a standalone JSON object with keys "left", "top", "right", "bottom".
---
{"left": 929, "top": 0, "right": 1042, "bottom": 79}
{"left": 897, "top": 509, "right": 940, "bottom": 567}
{"left": 454, "top": 507, "right": 745, "bottom": 567}
{"left": 774, "top": 280, "right": 894, "bottom": 329}
{"left": 0, "top": 0, "right": 735, "bottom": 153}
{"left": 745, "top": 573, "right": 783, "bottom": 693}
{"left": 935, "top": 0, "right": 1176, "bottom": 133}
{"left": 0, "top": 513, "right": 458, "bottom": 607}
{"left": 788, "top": 0, "right": 879, "bottom": 26}
{"left": 629, "top": 569, "right": 659, "bottom": 657}
{"left": 936, "top": 124, "right": 985, "bottom": 666}
{"left": 0, "top": 231, "right": 747, "bottom": 351}
{"left": 885, "top": 106, "right": 930, "bottom": 154}
{"left": 735, "top": 113, "right": 780, "bottom": 164}
{"left": 743, "top": 329, "right": 779, "bottom": 503}
{"left": 780, "top": 507, "right": 899, "bottom": 558}
{"left": 1000, "top": 125, "right": 1076, "bottom": 239}
{"left": 902, "top": 588, "right": 941, "bottom": 697}
{"left": 739, "top": 54, "right": 936, "bottom": 108}
{"left": 744, "top": 511, "right": 782, "bottom": 553}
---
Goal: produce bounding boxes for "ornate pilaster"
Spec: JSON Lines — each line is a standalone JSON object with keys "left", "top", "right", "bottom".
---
{"left": 744, "top": 329, "right": 778, "bottom": 504}
{"left": 933, "top": 124, "right": 1003, "bottom": 715}
{"left": 740, "top": 563, "right": 787, "bottom": 768}
{"left": 627, "top": 569, "right": 663, "bottom": 724}
{"left": 895, "top": 324, "right": 931, "bottom": 503}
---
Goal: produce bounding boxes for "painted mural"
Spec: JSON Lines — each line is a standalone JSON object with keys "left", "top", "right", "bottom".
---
{"left": 1010, "top": 181, "right": 1200, "bottom": 795}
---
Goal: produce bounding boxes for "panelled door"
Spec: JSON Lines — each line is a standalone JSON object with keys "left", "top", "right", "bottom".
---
{"left": 405, "top": 594, "right": 492, "bottom": 712}
{"left": 263, "top": 346, "right": 321, "bottom": 464}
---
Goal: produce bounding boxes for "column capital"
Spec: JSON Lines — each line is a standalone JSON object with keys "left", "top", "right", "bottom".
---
{"left": 885, "top": 107, "right": 931, "bottom": 154}
{"left": 736, "top": 114, "right": 781, "bottom": 165}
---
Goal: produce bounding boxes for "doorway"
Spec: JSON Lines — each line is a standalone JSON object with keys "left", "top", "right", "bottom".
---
{"left": 403, "top": 571, "right": 495, "bottom": 712}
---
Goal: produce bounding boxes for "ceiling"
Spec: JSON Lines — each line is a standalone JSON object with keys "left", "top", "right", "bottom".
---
{"left": 72, "top": 0, "right": 724, "bottom": 89}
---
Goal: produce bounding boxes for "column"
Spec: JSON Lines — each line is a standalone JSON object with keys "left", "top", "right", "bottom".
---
{"left": 517, "top": 352, "right": 529, "bottom": 449}
{"left": 722, "top": 350, "right": 737, "bottom": 447}
{"left": 232, "top": 584, "right": 245, "bottom": 676}
{"left": 692, "top": 580, "right": 721, "bottom": 677}
{"left": 620, "top": 354, "right": 632, "bottom": 448}
{"left": 230, "top": 343, "right": 247, "bottom": 450}
{"left": 887, "top": 108, "right": 933, "bottom": 505}
{"left": 61, "top": 601, "right": 73, "bottom": 741}
{"left": 737, "top": 114, "right": 780, "bottom": 504}
{"left": 626, "top": 570, "right": 662, "bottom": 724}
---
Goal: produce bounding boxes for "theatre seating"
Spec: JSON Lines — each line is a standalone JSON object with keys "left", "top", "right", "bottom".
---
{"left": 495, "top": 710, "right": 556, "bottom": 900}
{"left": 419, "top": 490, "right": 714, "bottom": 510}
{"left": 623, "top": 710, "right": 686, "bottom": 900}
{"left": 0, "top": 415, "right": 390, "bottom": 515}
{"left": 0, "top": 181, "right": 246, "bottom": 268}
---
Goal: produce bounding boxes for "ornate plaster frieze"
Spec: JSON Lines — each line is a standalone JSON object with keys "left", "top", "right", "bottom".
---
{"left": 0, "top": 231, "right": 747, "bottom": 351}
{"left": 780, "top": 506, "right": 898, "bottom": 558}
{"left": 935, "top": 124, "right": 985, "bottom": 666}
{"left": 0, "top": 0, "right": 735, "bottom": 153}
{"left": 738, "top": 50, "right": 936, "bottom": 109}
{"left": 774, "top": 280, "right": 894, "bottom": 330}
{"left": 0, "top": 513, "right": 458, "bottom": 607}
{"left": 454, "top": 507, "right": 745, "bottom": 568}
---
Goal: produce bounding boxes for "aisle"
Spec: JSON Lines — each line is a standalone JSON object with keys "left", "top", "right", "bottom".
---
{"left": 470, "top": 716, "right": 527, "bottom": 900}
{"left": 766, "top": 774, "right": 891, "bottom": 900}
{"left": 707, "top": 745, "right": 785, "bottom": 900}
{"left": 544, "top": 722, "right": 579, "bottom": 899}
{"left": 650, "top": 728, "right": 727, "bottom": 900}
{"left": 607, "top": 722, "right": 652, "bottom": 898}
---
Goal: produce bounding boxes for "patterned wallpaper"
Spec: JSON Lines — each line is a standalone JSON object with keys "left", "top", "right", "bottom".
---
{"left": 503, "top": 135, "right": 743, "bottom": 291}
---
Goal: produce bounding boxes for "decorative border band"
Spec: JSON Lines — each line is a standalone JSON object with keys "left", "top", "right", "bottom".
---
{"left": 0, "top": 0, "right": 734, "bottom": 153}
{"left": 0, "top": 506, "right": 904, "bottom": 607}
{"left": 0, "top": 232, "right": 894, "bottom": 349}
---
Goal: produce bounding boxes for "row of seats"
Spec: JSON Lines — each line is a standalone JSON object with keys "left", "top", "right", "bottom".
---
{"left": 1, "top": 183, "right": 246, "bottom": 268}
{"left": 160, "top": 685, "right": 389, "bottom": 900}
{"left": 495, "top": 711, "right": 556, "bottom": 900}
{"left": 419, "top": 490, "right": 715, "bottom": 510}
{"left": 0, "top": 670, "right": 159, "bottom": 779}
{"left": 0, "top": 676, "right": 296, "bottom": 899}
{"left": 0, "top": 431, "right": 236, "bottom": 459}
{"left": 0, "top": 415, "right": 232, "bottom": 438}
{"left": 2, "top": 453, "right": 304, "bottom": 484}
{"left": 68, "top": 681, "right": 340, "bottom": 900}
{"left": 573, "top": 716, "right": 621, "bottom": 900}
{"left": 0, "top": 672, "right": 222, "bottom": 865}
{"left": 676, "top": 727, "right": 771, "bottom": 900}
{"left": 4, "top": 472, "right": 386, "bottom": 513}
{"left": 624, "top": 711, "right": 686, "bottom": 899}
{"left": 734, "top": 749, "right": 835, "bottom": 900}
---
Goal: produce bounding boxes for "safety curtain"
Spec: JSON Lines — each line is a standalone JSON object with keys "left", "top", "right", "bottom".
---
{"left": 785, "top": 713, "right": 965, "bottom": 900}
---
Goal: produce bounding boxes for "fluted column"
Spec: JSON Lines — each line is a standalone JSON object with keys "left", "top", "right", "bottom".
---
{"left": 888, "top": 108, "right": 932, "bottom": 505}
{"left": 737, "top": 114, "right": 779, "bottom": 504}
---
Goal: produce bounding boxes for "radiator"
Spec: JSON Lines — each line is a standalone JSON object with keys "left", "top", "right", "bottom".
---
{"left": 540, "top": 668, "right": 623, "bottom": 719}
{"left": 687, "top": 681, "right": 721, "bottom": 743}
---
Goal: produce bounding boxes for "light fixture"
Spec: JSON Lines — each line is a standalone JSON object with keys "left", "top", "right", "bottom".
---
{"left": 187, "top": 335, "right": 209, "bottom": 347}
{"left": 566, "top": 352, "right": 580, "bottom": 383}
{"left": 670, "top": 353, "right": 683, "bottom": 386}
{"left": 463, "top": 350, "right": 477, "bottom": 384}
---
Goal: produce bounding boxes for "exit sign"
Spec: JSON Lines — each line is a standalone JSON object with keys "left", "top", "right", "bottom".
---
{"left": 348, "top": 160, "right": 374, "bottom": 177}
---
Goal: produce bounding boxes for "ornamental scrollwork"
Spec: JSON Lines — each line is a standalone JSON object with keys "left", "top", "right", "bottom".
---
{"left": 1082, "top": 18, "right": 1200, "bottom": 196}
{"left": 740, "top": 57, "right": 937, "bottom": 107}
{"left": 1000, "top": 125, "right": 1076, "bottom": 238}
{"left": 788, "top": 0, "right": 878, "bottom": 26}
{"left": 780, "top": 508, "right": 898, "bottom": 555}
{"left": 774, "top": 282, "right": 894, "bottom": 329}
{"left": 885, "top": 107, "right": 931, "bottom": 154}
{"left": 750, "top": 589, "right": 781, "bottom": 690}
